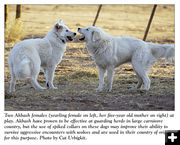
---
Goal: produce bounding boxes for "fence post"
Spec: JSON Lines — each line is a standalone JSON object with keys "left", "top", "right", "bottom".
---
{"left": 143, "top": 4, "right": 157, "bottom": 41}
{"left": 16, "top": 5, "right": 22, "bottom": 19}
{"left": 5, "top": 5, "right": 8, "bottom": 28}
{"left": 93, "top": 4, "right": 102, "bottom": 26}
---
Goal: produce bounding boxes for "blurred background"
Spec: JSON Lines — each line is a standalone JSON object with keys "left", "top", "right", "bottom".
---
{"left": 5, "top": 5, "right": 174, "bottom": 43}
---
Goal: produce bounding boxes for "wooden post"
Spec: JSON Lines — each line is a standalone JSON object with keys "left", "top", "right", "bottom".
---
{"left": 93, "top": 4, "right": 102, "bottom": 26}
{"left": 5, "top": 5, "right": 8, "bottom": 27}
{"left": 143, "top": 4, "right": 157, "bottom": 41}
{"left": 16, "top": 5, "right": 22, "bottom": 19}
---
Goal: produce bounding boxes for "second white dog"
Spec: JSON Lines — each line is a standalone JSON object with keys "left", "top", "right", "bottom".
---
{"left": 78, "top": 26, "right": 174, "bottom": 91}
{"left": 8, "top": 19, "right": 76, "bottom": 93}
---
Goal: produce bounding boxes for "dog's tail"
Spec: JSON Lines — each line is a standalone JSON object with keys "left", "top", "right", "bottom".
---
{"left": 147, "top": 42, "right": 175, "bottom": 61}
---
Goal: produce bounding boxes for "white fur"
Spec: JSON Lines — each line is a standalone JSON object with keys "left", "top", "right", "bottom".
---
{"left": 8, "top": 19, "right": 76, "bottom": 93}
{"left": 78, "top": 26, "right": 174, "bottom": 91}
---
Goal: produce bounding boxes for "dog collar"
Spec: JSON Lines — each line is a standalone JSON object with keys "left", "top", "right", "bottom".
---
{"left": 54, "top": 32, "right": 66, "bottom": 44}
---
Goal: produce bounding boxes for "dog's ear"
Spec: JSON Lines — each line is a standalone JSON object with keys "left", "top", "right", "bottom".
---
{"left": 55, "top": 23, "right": 63, "bottom": 31}
{"left": 92, "top": 31, "right": 101, "bottom": 42}
{"left": 59, "top": 19, "right": 63, "bottom": 24}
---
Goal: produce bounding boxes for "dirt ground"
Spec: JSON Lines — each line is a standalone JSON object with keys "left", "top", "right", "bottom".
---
{"left": 4, "top": 5, "right": 175, "bottom": 111}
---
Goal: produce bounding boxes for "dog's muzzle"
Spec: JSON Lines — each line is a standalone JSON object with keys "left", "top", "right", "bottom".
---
{"left": 67, "top": 36, "right": 73, "bottom": 41}
{"left": 67, "top": 33, "right": 76, "bottom": 41}
{"left": 79, "top": 36, "right": 85, "bottom": 41}
{"left": 78, "top": 28, "right": 85, "bottom": 41}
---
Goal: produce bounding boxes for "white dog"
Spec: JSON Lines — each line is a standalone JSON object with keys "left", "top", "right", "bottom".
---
{"left": 8, "top": 19, "right": 76, "bottom": 93}
{"left": 78, "top": 26, "right": 174, "bottom": 91}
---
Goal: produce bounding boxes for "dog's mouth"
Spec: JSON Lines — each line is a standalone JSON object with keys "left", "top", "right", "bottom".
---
{"left": 79, "top": 35, "right": 85, "bottom": 41}
{"left": 67, "top": 36, "right": 73, "bottom": 41}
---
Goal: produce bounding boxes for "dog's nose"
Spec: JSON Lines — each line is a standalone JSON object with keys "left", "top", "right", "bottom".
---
{"left": 78, "top": 28, "right": 81, "bottom": 31}
{"left": 74, "top": 32, "right": 76, "bottom": 36}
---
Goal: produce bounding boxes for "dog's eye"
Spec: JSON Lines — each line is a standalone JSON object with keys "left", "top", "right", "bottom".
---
{"left": 86, "top": 29, "right": 89, "bottom": 31}
{"left": 66, "top": 30, "right": 69, "bottom": 32}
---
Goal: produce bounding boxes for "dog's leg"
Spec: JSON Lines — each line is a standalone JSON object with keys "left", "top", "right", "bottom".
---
{"left": 44, "top": 68, "right": 49, "bottom": 88}
{"left": 132, "top": 63, "right": 151, "bottom": 90}
{"left": 141, "top": 76, "right": 151, "bottom": 90}
{"left": 130, "top": 76, "right": 143, "bottom": 90}
{"left": 31, "top": 62, "right": 46, "bottom": 90}
{"left": 46, "top": 66, "right": 57, "bottom": 89}
{"left": 95, "top": 67, "right": 106, "bottom": 91}
{"left": 31, "top": 75, "right": 46, "bottom": 90}
{"left": 9, "top": 77, "right": 16, "bottom": 93}
{"left": 130, "top": 69, "right": 143, "bottom": 90}
{"left": 42, "top": 67, "right": 49, "bottom": 87}
{"left": 9, "top": 64, "right": 16, "bottom": 93}
{"left": 105, "top": 66, "right": 114, "bottom": 92}
{"left": 132, "top": 53, "right": 152, "bottom": 91}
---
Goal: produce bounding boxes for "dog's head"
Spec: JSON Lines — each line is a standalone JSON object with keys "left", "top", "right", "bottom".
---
{"left": 78, "top": 26, "right": 104, "bottom": 43}
{"left": 53, "top": 19, "right": 76, "bottom": 42}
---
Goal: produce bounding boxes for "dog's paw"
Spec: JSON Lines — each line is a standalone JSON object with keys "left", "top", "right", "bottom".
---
{"left": 39, "top": 87, "right": 47, "bottom": 90}
{"left": 140, "top": 87, "right": 150, "bottom": 91}
{"left": 95, "top": 87, "right": 103, "bottom": 91}
{"left": 129, "top": 87, "right": 137, "bottom": 91}
{"left": 46, "top": 82, "right": 57, "bottom": 89}
{"left": 104, "top": 87, "right": 112, "bottom": 92}
{"left": 49, "top": 86, "right": 58, "bottom": 89}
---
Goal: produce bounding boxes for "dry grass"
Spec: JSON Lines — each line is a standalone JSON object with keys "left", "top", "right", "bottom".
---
{"left": 4, "top": 5, "right": 175, "bottom": 111}
{"left": 5, "top": 18, "right": 25, "bottom": 43}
